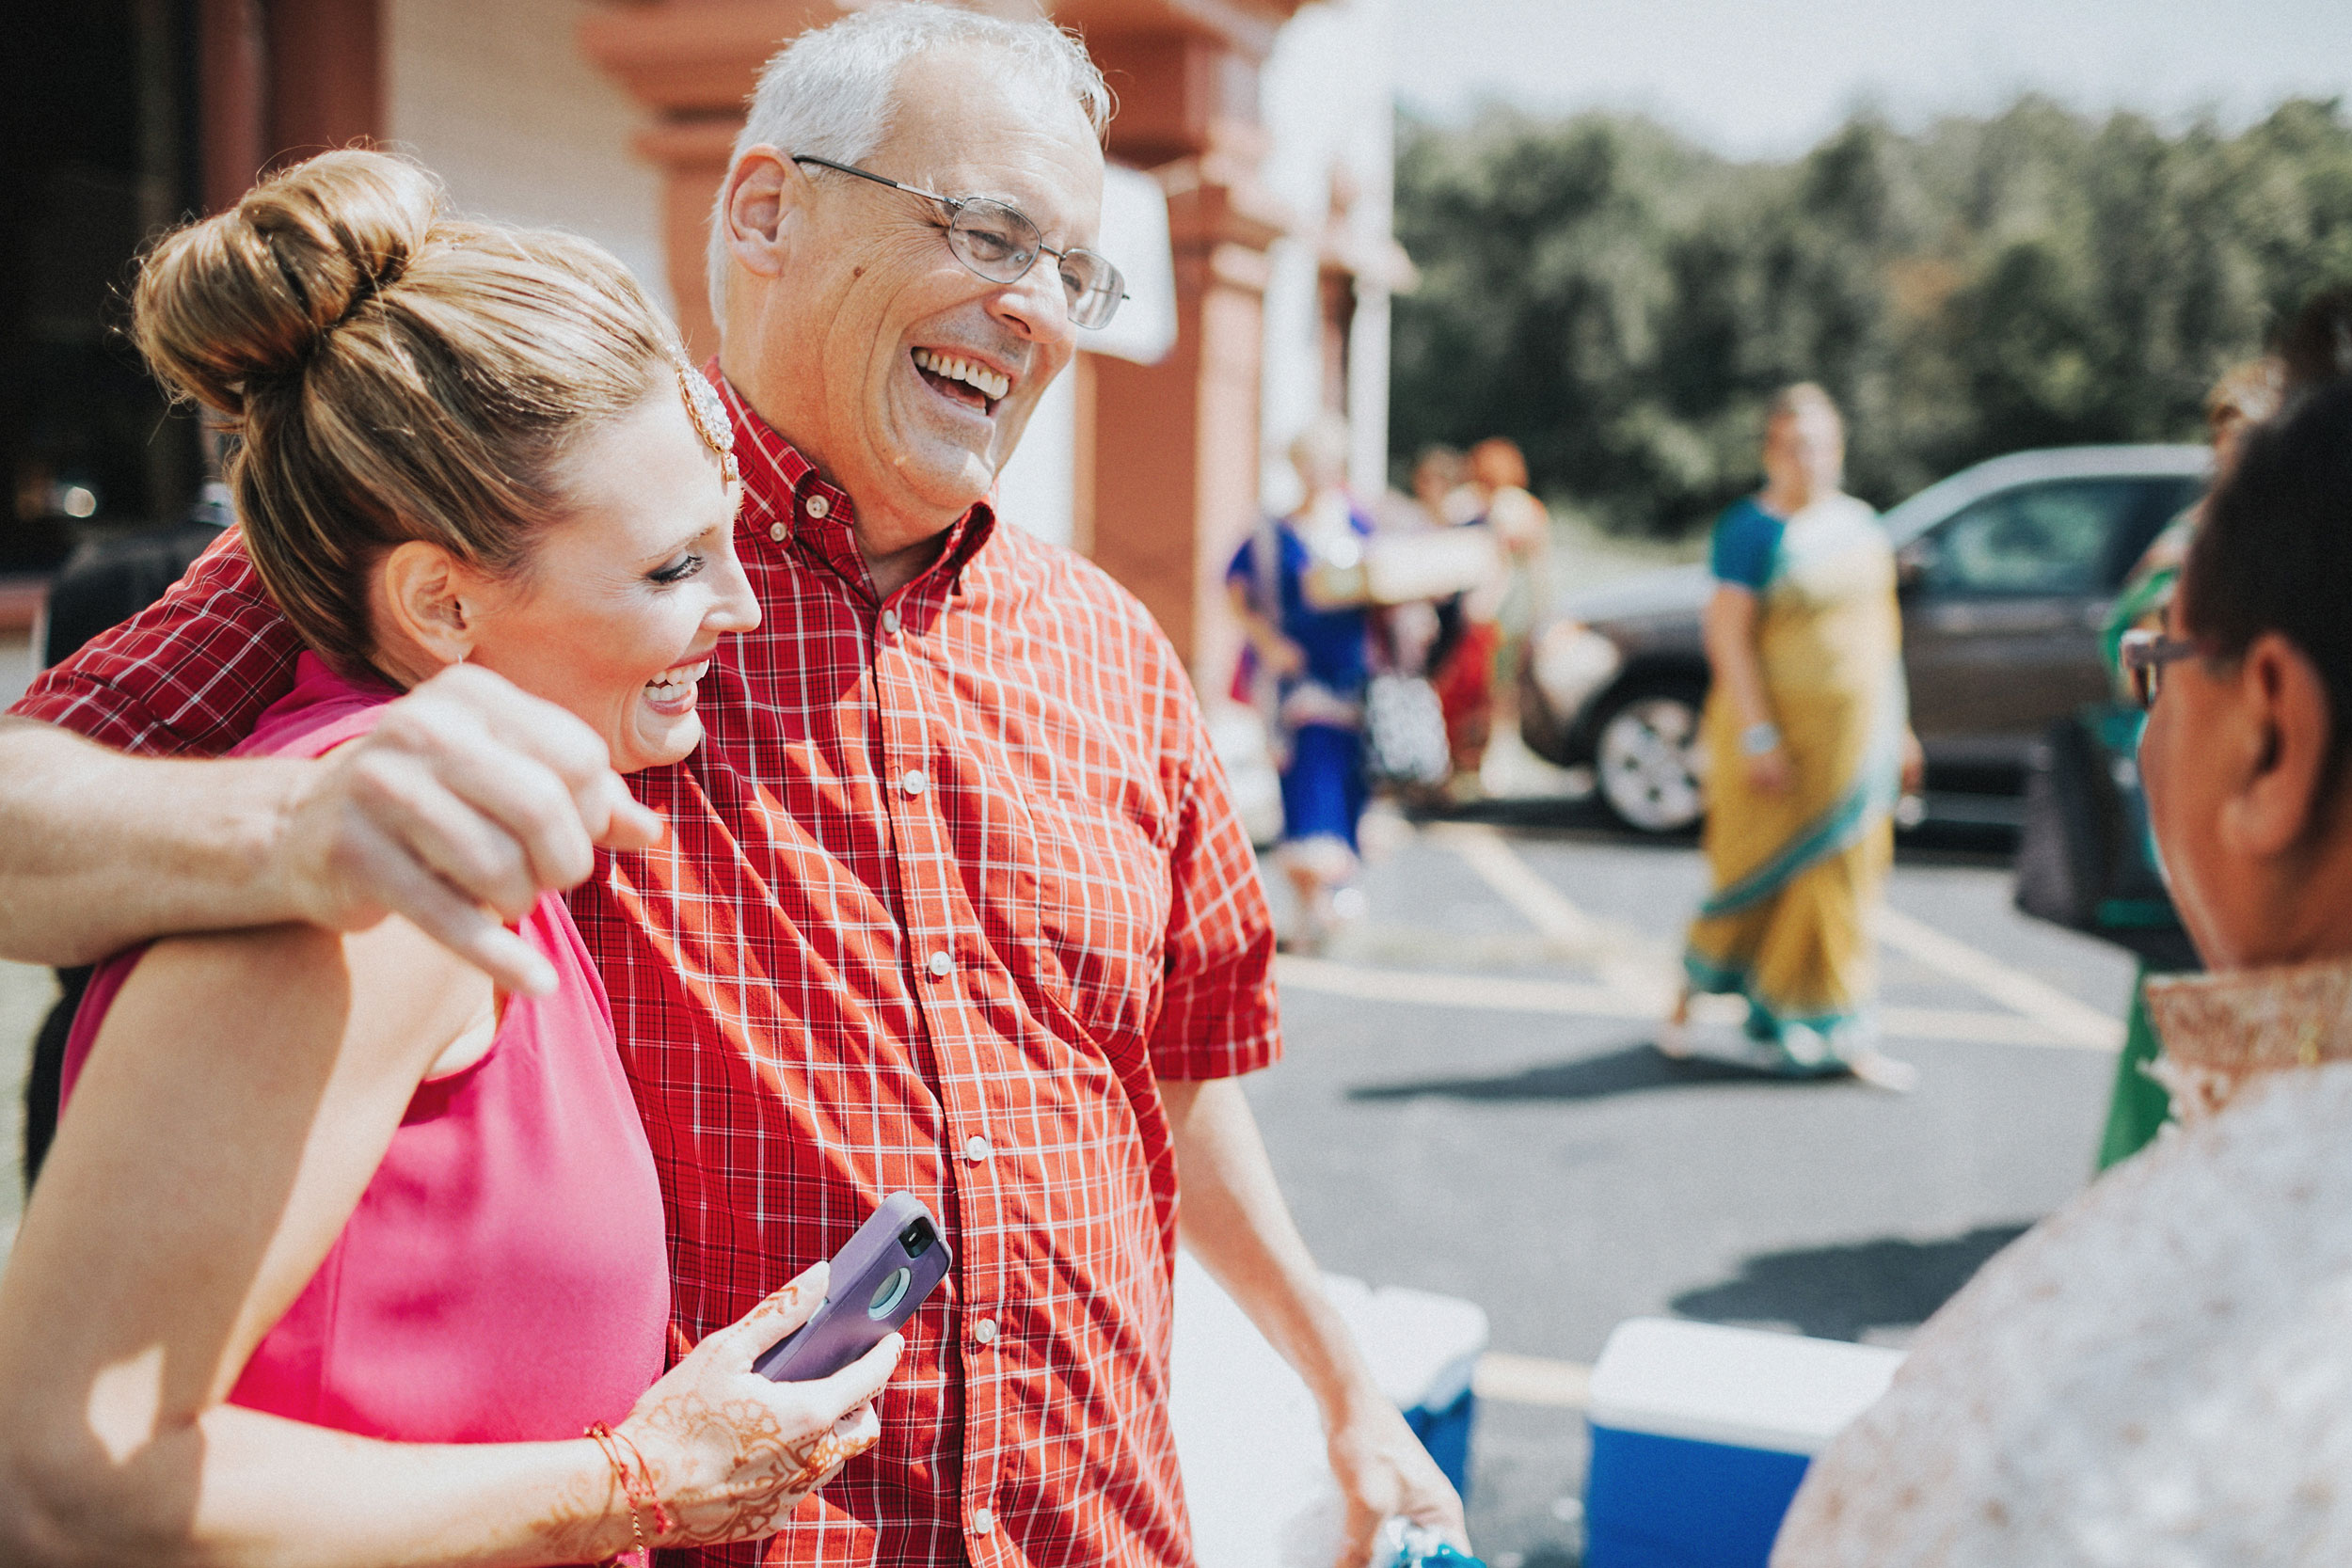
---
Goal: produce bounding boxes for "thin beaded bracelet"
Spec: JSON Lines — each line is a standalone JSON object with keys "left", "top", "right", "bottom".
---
{"left": 587, "top": 1421, "right": 676, "bottom": 1560}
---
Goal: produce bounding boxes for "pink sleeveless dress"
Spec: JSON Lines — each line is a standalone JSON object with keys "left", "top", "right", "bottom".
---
{"left": 60, "top": 654, "right": 669, "bottom": 1446}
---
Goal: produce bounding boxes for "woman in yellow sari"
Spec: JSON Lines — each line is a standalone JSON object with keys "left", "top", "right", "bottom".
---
{"left": 1668, "top": 384, "right": 1922, "bottom": 1089}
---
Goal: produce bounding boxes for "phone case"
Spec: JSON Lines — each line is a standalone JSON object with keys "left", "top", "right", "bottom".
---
{"left": 753, "top": 1192, "right": 953, "bottom": 1382}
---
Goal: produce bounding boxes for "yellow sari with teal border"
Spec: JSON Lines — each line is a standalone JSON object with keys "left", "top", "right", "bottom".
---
{"left": 1684, "top": 494, "right": 1904, "bottom": 1072}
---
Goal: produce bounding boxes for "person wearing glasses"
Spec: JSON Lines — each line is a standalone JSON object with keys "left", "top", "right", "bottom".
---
{"left": 2088, "top": 356, "right": 2284, "bottom": 1172}
{"left": 0, "top": 5, "right": 1466, "bottom": 1565}
{"left": 1774, "top": 372, "right": 2352, "bottom": 1566}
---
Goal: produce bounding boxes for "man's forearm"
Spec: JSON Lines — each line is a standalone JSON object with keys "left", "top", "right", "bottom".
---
{"left": 1159, "top": 1076, "right": 1387, "bottom": 1424}
{"left": 0, "top": 719, "right": 305, "bottom": 965}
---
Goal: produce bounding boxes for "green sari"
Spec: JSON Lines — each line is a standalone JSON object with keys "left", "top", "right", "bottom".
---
{"left": 1684, "top": 495, "right": 1905, "bottom": 1071}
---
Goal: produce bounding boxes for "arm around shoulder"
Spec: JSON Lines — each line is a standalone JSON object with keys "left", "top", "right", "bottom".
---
{"left": 0, "top": 716, "right": 316, "bottom": 965}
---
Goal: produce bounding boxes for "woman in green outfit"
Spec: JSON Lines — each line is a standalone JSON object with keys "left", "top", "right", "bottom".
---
{"left": 2094, "top": 356, "right": 2283, "bottom": 1167}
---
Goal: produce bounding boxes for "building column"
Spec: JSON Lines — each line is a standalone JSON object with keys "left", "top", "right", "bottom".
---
{"left": 1076, "top": 15, "right": 1298, "bottom": 685}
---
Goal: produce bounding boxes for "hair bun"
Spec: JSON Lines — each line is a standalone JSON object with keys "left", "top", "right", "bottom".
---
{"left": 134, "top": 150, "right": 444, "bottom": 416}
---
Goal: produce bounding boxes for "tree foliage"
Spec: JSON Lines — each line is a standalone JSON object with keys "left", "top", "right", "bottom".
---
{"left": 1390, "top": 97, "right": 2352, "bottom": 535}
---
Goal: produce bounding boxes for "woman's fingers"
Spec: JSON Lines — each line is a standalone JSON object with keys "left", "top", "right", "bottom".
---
{"left": 702, "top": 1262, "right": 830, "bottom": 1369}
{"left": 803, "top": 1332, "right": 903, "bottom": 1412}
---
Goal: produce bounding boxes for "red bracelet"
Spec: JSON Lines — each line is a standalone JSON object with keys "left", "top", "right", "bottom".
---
{"left": 587, "top": 1421, "right": 676, "bottom": 1557}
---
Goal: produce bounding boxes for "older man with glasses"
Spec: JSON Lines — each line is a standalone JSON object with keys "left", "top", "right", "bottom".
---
{"left": 0, "top": 6, "right": 1465, "bottom": 1565}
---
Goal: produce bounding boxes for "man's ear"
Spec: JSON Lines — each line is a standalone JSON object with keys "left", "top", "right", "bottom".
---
{"left": 721, "top": 146, "right": 804, "bottom": 280}
{"left": 2220, "top": 631, "right": 2336, "bottom": 859}
{"left": 376, "top": 540, "right": 479, "bottom": 673}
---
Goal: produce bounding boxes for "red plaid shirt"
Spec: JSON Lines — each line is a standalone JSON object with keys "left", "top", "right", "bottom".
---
{"left": 13, "top": 372, "right": 1279, "bottom": 1567}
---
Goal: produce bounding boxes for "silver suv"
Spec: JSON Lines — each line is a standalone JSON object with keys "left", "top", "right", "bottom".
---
{"left": 1518, "top": 445, "right": 2212, "bottom": 833}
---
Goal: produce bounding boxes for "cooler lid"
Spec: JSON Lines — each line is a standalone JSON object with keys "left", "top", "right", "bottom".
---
{"left": 1585, "top": 1318, "right": 1902, "bottom": 1455}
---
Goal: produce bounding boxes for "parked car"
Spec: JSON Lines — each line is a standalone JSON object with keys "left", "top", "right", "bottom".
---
{"left": 1518, "top": 444, "right": 2212, "bottom": 833}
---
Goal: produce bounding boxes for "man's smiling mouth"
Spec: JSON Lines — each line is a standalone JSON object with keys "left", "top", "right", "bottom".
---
{"left": 912, "top": 346, "right": 1009, "bottom": 414}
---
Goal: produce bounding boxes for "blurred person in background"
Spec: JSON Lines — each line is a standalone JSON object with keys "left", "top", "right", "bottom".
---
{"left": 1774, "top": 372, "right": 2352, "bottom": 1568}
{"left": 1231, "top": 413, "right": 1380, "bottom": 951}
{"left": 2092, "top": 356, "right": 2285, "bottom": 1171}
{"left": 1667, "top": 384, "right": 1923, "bottom": 1090}
{"left": 1428, "top": 436, "right": 1549, "bottom": 794}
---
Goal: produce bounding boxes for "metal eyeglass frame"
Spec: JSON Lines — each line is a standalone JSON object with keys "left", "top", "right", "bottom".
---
{"left": 2118, "top": 627, "right": 2204, "bottom": 710}
{"left": 791, "top": 154, "right": 1128, "bottom": 330}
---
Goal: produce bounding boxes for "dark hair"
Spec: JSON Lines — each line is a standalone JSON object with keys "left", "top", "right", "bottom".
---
{"left": 2278, "top": 284, "right": 2352, "bottom": 395}
{"left": 2183, "top": 375, "right": 2352, "bottom": 781}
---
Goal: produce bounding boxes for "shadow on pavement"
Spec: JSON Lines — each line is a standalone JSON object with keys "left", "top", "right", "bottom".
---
{"left": 1670, "top": 1223, "right": 2035, "bottom": 1341}
{"left": 1349, "top": 1042, "right": 1836, "bottom": 1104}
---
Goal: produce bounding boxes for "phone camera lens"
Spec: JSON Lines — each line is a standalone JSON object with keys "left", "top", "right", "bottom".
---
{"left": 867, "top": 1266, "right": 912, "bottom": 1319}
{"left": 898, "top": 1219, "right": 936, "bottom": 1259}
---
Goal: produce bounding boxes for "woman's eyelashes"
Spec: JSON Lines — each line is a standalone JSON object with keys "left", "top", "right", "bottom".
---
{"left": 648, "top": 551, "right": 706, "bottom": 585}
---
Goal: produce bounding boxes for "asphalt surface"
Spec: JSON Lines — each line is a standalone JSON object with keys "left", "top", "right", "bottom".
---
{"left": 1245, "top": 798, "right": 2135, "bottom": 1567}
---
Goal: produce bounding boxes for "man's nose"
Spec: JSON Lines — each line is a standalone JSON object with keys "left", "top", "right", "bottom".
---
{"left": 987, "top": 264, "right": 1075, "bottom": 351}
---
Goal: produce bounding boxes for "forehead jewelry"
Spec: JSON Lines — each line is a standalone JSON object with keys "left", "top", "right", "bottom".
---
{"left": 677, "top": 362, "right": 740, "bottom": 484}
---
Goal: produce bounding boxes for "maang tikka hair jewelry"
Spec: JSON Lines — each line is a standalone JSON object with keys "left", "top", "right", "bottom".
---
{"left": 677, "top": 362, "right": 740, "bottom": 484}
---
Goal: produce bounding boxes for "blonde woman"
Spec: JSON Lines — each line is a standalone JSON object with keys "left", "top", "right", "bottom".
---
{"left": 0, "top": 152, "right": 894, "bottom": 1564}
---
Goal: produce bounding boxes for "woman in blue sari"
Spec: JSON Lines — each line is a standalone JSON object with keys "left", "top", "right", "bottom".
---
{"left": 1229, "top": 416, "right": 1378, "bottom": 950}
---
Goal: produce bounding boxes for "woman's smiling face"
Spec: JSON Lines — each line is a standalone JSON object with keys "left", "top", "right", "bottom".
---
{"left": 465, "top": 382, "right": 761, "bottom": 773}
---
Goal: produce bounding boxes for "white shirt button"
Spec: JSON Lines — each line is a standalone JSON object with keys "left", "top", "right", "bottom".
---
{"left": 768, "top": 521, "right": 787, "bottom": 543}
{"left": 804, "top": 493, "right": 831, "bottom": 520}
{"left": 963, "top": 1133, "right": 992, "bottom": 1163}
{"left": 927, "top": 949, "right": 953, "bottom": 978}
{"left": 880, "top": 608, "right": 901, "bottom": 635}
{"left": 972, "top": 1508, "right": 995, "bottom": 1535}
{"left": 901, "top": 768, "right": 928, "bottom": 797}
{"left": 974, "top": 1317, "right": 998, "bottom": 1344}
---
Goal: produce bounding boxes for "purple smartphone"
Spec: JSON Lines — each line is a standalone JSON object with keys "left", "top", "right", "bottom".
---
{"left": 753, "top": 1193, "right": 952, "bottom": 1382}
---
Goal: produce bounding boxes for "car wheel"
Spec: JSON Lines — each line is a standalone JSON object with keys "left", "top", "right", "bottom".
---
{"left": 1594, "top": 686, "right": 1708, "bottom": 834}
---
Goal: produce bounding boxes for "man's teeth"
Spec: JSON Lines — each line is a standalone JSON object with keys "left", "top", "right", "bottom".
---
{"left": 645, "top": 661, "right": 709, "bottom": 697}
{"left": 913, "top": 348, "right": 1009, "bottom": 402}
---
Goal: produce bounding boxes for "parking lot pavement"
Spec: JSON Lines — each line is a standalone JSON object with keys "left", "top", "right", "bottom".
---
{"left": 1245, "top": 800, "right": 2135, "bottom": 1565}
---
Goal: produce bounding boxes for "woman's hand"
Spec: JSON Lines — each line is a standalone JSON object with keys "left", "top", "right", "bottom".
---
{"left": 1744, "top": 746, "right": 1794, "bottom": 795}
{"left": 618, "top": 1263, "right": 901, "bottom": 1547}
{"left": 1900, "top": 729, "right": 1926, "bottom": 794}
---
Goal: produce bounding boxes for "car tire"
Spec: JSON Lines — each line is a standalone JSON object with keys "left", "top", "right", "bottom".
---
{"left": 1593, "top": 681, "right": 1708, "bottom": 835}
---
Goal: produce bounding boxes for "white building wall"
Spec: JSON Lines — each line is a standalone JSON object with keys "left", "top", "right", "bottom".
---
{"left": 385, "top": 0, "right": 670, "bottom": 317}
{"left": 1257, "top": 0, "right": 1400, "bottom": 515}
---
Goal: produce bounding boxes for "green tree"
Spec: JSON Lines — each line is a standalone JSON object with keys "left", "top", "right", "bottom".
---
{"left": 1391, "top": 96, "right": 2352, "bottom": 537}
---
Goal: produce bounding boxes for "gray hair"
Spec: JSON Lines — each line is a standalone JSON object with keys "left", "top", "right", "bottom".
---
{"left": 705, "top": 3, "right": 1112, "bottom": 320}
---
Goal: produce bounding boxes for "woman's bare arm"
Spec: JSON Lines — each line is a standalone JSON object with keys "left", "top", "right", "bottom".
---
{"left": 1701, "top": 583, "right": 1790, "bottom": 793}
{"left": 0, "top": 917, "right": 898, "bottom": 1567}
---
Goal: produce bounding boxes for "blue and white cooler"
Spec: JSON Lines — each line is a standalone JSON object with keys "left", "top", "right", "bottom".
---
{"left": 1582, "top": 1318, "right": 1902, "bottom": 1568}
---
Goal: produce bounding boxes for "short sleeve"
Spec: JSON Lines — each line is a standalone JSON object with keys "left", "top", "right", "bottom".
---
{"left": 1708, "top": 499, "right": 1783, "bottom": 592}
{"left": 10, "top": 530, "right": 303, "bottom": 757}
{"left": 1147, "top": 667, "right": 1280, "bottom": 1082}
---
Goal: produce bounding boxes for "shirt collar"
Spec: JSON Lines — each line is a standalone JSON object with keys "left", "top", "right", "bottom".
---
{"left": 707, "top": 362, "right": 996, "bottom": 601}
{"left": 2145, "top": 953, "right": 2352, "bottom": 1124}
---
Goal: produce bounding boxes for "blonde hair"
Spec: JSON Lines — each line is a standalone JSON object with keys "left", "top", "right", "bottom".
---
{"left": 134, "top": 150, "right": 681, "bottom": 673}
{"left": 1767, "top": 381, "right": 1843, "bottom": 431}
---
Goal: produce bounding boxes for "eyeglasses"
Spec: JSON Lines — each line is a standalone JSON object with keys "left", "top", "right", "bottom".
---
{"left": 2119, "top": 628, "right": 2203, "bottom": 709}
{"left": 792, "top": 154, "right": 1127, "bottom": 330}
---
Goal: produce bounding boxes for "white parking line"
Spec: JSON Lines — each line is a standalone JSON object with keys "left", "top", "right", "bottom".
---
{"left": 1359, "top": 822, "right": 2123, "bottom": 1052}
{"left": 1875, "top": 907, "right": 2123, "bottom": 1051}
{"left": 1474, "top": 1352, "right": 1593, "bottom": 1410}
{"left": 1276, "top": 955, "right": 2096, "bottom": 1049}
